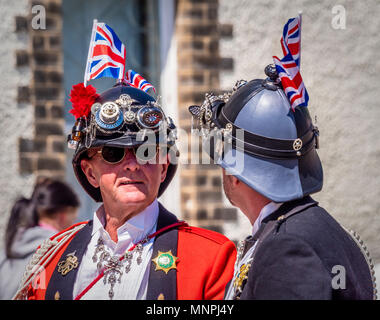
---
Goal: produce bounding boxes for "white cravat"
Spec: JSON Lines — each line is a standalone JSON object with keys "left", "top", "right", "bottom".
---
{"left": 72, "top": 199, "right": 159, "bottom": 300}
{"left": 251, "top": 201, "right": 283, "bottom": 236}
{"left": 225, "top": 201, "right": 283, "bottom": 300}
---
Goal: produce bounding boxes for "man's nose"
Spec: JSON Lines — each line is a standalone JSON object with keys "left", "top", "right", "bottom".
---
{"left": 121, "top": 148, "right": 140, "bottom": 171}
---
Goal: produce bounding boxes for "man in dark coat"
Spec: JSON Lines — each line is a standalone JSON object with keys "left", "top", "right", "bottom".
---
{"left": 188, "top": 64, "right": 376, "bottom": 300}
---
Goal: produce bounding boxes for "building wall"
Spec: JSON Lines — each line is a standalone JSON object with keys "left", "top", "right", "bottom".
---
{"left": 174, "top": 0, "right": 238, "bottom": 233}
{"left": 0, "top": 0, "right": 35, "bottom": 243}
{"left": 157, "top": 0, "right": 181, "bottom": 216}
{"left": 0, "top": 0, "right": 67, "bottom": 247}
{"left": 218, "top": 0, "right": 380, "bottom": 265}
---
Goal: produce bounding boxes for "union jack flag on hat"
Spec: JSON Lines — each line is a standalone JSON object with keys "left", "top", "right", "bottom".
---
{"left": 124, "top": 69, "right": 156, "bottom": 93}
{"left": 273, "top": 14, "right": 309, "bottom": 111}
{"left": 84, "top": 20, "right": 126, "bottom": 86}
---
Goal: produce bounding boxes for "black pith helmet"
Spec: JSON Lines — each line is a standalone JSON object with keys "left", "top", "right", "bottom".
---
{"left": 68, "top": 83, "right": 179, "bottom": 202}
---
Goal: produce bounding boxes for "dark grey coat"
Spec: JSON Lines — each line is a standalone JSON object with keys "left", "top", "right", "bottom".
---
{"left": 235, "top": 196, "right": 375, "bottom": 300}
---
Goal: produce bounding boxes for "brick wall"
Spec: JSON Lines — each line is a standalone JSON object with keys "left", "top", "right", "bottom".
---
{"left": 175, "top": 0, "right": 236, "bottom": 233}
{"left": 17, "top": 0, "right": 65, "bottom": 182}
{"left": 0, "top": 0, "right": 34, "bottom": 245}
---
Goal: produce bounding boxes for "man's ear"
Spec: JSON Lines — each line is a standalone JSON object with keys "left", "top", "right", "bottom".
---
{"left": 229, "top": 175, "right": 240, "bottom": 188}
{"left": 222, "top": 168, "right": 240, "bottom": 188}
{"left": 80, "top": 158, "right": 99, "bottom": 188}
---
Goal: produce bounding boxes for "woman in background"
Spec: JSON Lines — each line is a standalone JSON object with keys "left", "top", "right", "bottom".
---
{"left": 0, "top": 179, "right": 80, "bottom": 299}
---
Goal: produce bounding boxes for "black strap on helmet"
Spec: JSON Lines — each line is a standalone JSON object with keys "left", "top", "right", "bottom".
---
{"left": 217, "top": 108, "right": 319, "bottom": 160}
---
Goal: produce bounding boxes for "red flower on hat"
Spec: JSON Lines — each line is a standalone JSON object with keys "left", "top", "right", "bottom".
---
{"left": 69, "top": 83, "right": 99, "bottom": 119}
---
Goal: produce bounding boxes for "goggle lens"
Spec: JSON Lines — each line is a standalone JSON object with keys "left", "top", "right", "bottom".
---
{"left": 101, "top": 146, "right": 126, "bottom": 164}
{"left": 98, "top": 146, "right": 159, "bottom": 164}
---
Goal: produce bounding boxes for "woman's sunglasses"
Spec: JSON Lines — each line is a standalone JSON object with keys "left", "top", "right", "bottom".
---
{"left": 88, "top": 145, "right": 160, "bottom": 164}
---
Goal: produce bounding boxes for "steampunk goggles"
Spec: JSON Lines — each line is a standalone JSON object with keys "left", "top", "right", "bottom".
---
{"left": 92, "top": 94, "right": 164, "bottom": 133}
{"left": 67, "top": 92, "right": 177, "bottom": 150}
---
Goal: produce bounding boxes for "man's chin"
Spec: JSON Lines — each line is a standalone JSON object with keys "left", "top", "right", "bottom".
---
{"left": 117, "top": 183, "right": 145, "bottom": 196}
{"left": 117, "top": 193, "right": 147, "bottom": 205}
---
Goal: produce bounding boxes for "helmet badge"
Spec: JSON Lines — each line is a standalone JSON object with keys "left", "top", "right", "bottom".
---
{"left": 293, "top": 138, "right": 303, "bottom": 152}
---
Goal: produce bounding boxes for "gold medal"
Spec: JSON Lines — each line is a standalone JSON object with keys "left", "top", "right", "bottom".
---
{"left": 152, "top": 250, "right": 178, "bottom": 274}
{"left": 233, "top": 263, "right": 251, "bottom": 292}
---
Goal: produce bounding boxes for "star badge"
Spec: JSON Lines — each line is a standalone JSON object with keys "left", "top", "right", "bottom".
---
{"left": 152, "top": 250, "right": 178, "bottom": 274}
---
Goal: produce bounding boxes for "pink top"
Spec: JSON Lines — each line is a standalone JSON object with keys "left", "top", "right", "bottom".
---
{"left": 38, "top": 221, "right": 59, "bottom": 233}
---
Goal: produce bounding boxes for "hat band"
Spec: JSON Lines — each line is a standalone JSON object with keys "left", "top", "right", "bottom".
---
{"left": 216, "top": 109, "right": 319, "bottom": 159}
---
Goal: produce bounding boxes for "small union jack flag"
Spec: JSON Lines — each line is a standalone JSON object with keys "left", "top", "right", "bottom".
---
{"left": 124, "top": 69, "right": 156, "bottom": 93}
{"left": 273, "top": 15, "right": 309, "bottom": 111}
{"left": 84, "top": 20, "right": 126, "bottom": 85}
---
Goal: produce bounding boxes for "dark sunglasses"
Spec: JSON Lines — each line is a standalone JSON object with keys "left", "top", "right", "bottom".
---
{"left": 88, "top": 145, "right": 160, "bottom": 164}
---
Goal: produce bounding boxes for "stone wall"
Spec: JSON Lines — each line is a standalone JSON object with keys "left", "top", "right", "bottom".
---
{"left": 18, "top": 0, "right": 65, "bottom": 181}
{"left": 0, "top": 0, "right": 65, "bottom": 246}
{"left": 175, "top": 0, "right": 237, "bottom": 233}
{"left": 218, "top": 0, "right": 380, "bottom": 263}
{"left": 0, "top": 0, "right": 34, "bottom": 243}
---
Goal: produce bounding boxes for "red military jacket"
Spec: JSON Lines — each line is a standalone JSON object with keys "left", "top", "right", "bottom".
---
{"left": 15, "top": 203, "right": 236, "bottom": 300}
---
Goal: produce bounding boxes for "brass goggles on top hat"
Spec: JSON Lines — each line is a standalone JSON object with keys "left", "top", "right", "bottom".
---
{"left": 92, "top": 93, "right": 164, "bottom": 133}
{"left": 67, "top": 93, "right": 169, "bottom": 151}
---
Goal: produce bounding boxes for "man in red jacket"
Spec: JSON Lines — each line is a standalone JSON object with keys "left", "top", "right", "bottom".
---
{"left": 14, "top": 80, "right": 236, "bottom": 300}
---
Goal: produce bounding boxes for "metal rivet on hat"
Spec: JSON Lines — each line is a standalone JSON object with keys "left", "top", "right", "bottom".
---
{"left": 116, "top": 93, "right": 133, "bottom": 108}
{"left": 124, "top": 110, "right": 136, "bottom": 123}
{"left": 91, "top": 102, "right": 102, "bottom": 114}
{"left": 293, "top": 138, "right": 303, "bottom": 151}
